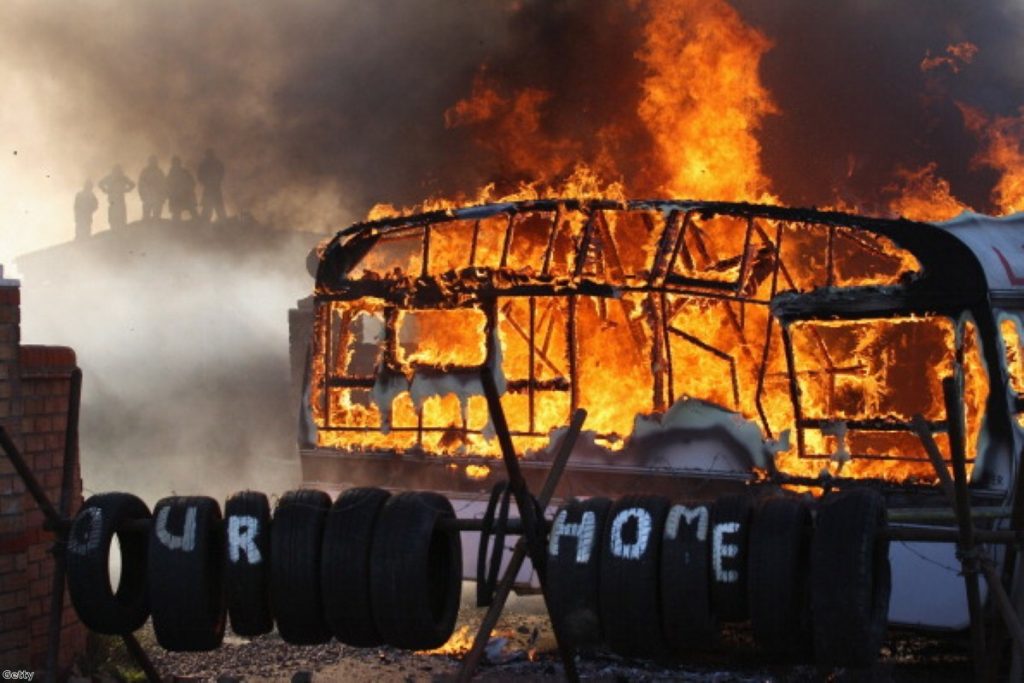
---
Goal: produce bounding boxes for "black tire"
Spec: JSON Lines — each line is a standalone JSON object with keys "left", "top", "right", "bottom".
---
{"left": 749, "top": 496, "right": 813, "bottom": 656}
{"left": 371, "top": 491, "right": 462, "bottom": 650}
{"left": 271, "top": 488, "right": 333, "bottom": 645}
{"left": 148, "top": 496, "right": 226, "bottom": 651}
{"left": 223, "top": 491, "right": 272, "bottom": 636}
{"left": 661, "top": 501, "right": 717, "bottom": 653}
{"left": 709, "top": 494, "right": 754, "bottom": 622}
{"left": 66, "top": 493, "right": 151, "bottom": 635}
{"left": 546, "top": 496, "right": 612, "bottom": 649}
{"left": 811, "top": 488, "right": 891, "bottom": 669}
{"left": 600, "top": 494, "right": 672, "bottom": 659}
{"left": 322, "top": 487, "right": 391, "bottom": 646}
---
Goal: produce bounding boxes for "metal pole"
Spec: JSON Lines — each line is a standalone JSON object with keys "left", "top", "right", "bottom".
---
{"left": 0, "top": 426, "right": 63, "bottom": 528}
{"left": 457, "top": 407, "right": 586, "bottom": 682}
{"left": 980, "top": 560, "right": 1024, "bottom": 663}
{"left": 942, "top": 377, "right": 986, "bottom": 682}
{"left": 44, "top": 368, "right": 82, "bottom": 683}
{"left": 122, "top": 633, "right": 162, "bottom": 683}
{"left": 460, "top": 369, "right": 584, "bottom": 682}
{"left": 911, "top": 413, "right": 957, "bottom": 504}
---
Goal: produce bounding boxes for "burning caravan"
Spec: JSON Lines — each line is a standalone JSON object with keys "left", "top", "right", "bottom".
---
{"left": 291, "top": 199, "right": 1024, "bottom": 629}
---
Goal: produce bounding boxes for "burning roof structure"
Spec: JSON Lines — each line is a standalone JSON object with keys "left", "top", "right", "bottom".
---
{"left": 297, "top": 199, "right": 1024, "bottom": 496}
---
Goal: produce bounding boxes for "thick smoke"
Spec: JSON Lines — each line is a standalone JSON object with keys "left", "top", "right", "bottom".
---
{"left": 0, "top": 0, "right": 512, "bottom": 262}
{"left": 5, "top": 0, "right": 1023, "bottom": 238}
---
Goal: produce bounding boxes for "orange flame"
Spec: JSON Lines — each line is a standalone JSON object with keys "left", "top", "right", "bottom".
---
{"left": 310, "top": 5, "right": 1013, "bottom": 486}
{"left": 635, "top": 0, "right": 777, "bottom": 202}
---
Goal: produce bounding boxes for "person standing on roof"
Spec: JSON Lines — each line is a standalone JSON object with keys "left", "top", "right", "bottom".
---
{"left": 98, "top": 164, "right": 135, "bottom": 230}
{"left": 166, "top": 156, "right": 198, "bottom": 222}
{"left": 74, "top": 179, "right": 98, "bottom": 240}
{"left": 197, "top": 148, "right": 226, "bottom": 222}
{"left": 138, "top": 155, "right": 167, "bottom": 221}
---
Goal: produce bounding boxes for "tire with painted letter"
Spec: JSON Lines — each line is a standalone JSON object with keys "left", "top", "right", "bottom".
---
{"left": 811, "top": 488, "right": 890, "bottom": 668}
{"left": 599, "top": 494, "right": 672, "bottom": 659}
{"left": 661, "top": 500, "right": 716, "bottom": 652}
{"left": 271, "top": 488, "right": 333, "bottom": 645}
{"left": 148, "top": 496, "right": 226, "bottom": 651}
{"left": 322, "top": 486, "right": 391, "bottom": 646}
{"left": 223, "top": 491, "right": 272, "bottom": 636}
{"left": 709, "top": 494, "right": 754, "bottom": 622}
{"left": 370, "top": 491, "right": 462, "bottom": 650}
{"left": 545, "top": 496, "right": 612, "bottom": 649}
{"left": 749, "top": 496, "right": 813, "bottom": 656}
{"left": 66, "top": 492, "right": 151, "bottom": 635}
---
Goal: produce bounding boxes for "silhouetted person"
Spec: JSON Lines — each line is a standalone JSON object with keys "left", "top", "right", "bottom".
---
{"left": 138, "top": 155, "right": 167, "bottom": 220}
{"left": 197, "top": 148, "right": 226, "bottom": 222}
{"left": 98, "top": 165, "right": 135, "bottom": 230}
{"left": 166, "top": 156, "right": 198, "bottom": 221}
{"left": 74, "top": 179, "right": 98, "bottom": 240}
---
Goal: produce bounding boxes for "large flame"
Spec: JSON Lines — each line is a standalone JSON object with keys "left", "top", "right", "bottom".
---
{"left": 310, "top": 3, "right": 1022, "bottom": 486}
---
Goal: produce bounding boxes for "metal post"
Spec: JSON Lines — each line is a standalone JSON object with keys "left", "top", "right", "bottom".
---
{"left": 942, "top": 377, "right": 987, "bottom": 682}
{"left": 457, "top": 407, "right": 587, "bottom": 683}
{"left": 474, "top": 367, "right": 580, "bottom": 681}
{"left": 122, "top": 633, "right": 162, "bottom": 683}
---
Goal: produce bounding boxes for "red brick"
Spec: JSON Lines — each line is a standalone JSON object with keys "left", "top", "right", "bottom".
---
{"left": 1, "top": 571, "right": 27, "bottom": 592}
{"left": 0, "top": 286, "right": 19, "bottom": 304}
{"left": 29, "top": 577, "right": 49, "bottom": 598}
{"left": 23, "top": 509, "right": 43, "bottom": 529}
{"left": 30, "top": 453, "right": 51, "bottom": 471}
{"left": 0, "top": 628, "right": 25, "bottom": 652}
{"left": 26, "top": 598, "right": 43, "bottom": 618}
{"left": 27, "top": 544, "right": 47, "bottom": 562}
{"left": 0, "top": 591, "right": 21, "bottom": 611}
{"left": 0, "top": 494, "right": 21, "bottom": 515}
{"left": 1, "top": 603, "right": 27, "bottom": 626}
{"left": 0, "top": 517, "right": 24, "bottom": 536}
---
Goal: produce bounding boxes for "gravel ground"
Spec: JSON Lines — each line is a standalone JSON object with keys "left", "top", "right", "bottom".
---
{"left": 88, "top": 588, "right": 975, "bottom": 683}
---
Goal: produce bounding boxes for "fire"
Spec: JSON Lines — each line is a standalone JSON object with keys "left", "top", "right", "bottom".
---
{"left": 962, "top": 103, "right": 1024, "bottom": 214}
{"left": 310, "top": 199, "right": 990, "bottom": 484}
{"left": 308, "top": 5, "right": 1024, "bottom": 486}
{"left": 417, "top": 625, "right": 518, "bottom": 657}
{"left": 635, "top": 0, "right": 777, "bottom": 202}
{"left": 418, "top": 625, "right": 476, "bottom": 656}
{"left": 886, "top": 163, "right": 970, "bottom": 222}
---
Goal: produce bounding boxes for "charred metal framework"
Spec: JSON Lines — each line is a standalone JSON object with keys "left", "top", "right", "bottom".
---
{"left": 310, "top": 199, "right": 1021, "bottom": 486}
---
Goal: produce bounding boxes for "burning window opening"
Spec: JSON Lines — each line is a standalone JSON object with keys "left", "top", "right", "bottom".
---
{"left": 304, "top": 199, "right": 1019, "bottom": 489}
{"left": 1000, "top": 315, "right": 1024, "bottom": 427}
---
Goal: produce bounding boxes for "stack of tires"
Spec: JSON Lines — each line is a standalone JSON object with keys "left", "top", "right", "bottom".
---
{"left": 546, "top": 489, "right": 891, "bottom": 668}
{"left": 65, "top": 488, "right": 463, "bottom": 652}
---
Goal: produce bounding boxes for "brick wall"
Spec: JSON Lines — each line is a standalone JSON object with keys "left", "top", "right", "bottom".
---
{"left": 0, "top": 272, "right": 86, "bottom": 674}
